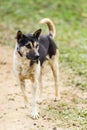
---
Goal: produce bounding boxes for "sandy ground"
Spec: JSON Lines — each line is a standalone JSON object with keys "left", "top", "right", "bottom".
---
{"left": 0, "top": 45, "right": 87, "bottom": 130}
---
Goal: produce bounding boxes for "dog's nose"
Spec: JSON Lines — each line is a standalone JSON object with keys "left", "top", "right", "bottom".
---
{"left": 35, "top": 54, "right": 40, "bottom": 59}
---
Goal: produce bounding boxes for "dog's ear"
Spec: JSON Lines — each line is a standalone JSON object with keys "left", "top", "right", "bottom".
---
{"left": 33, "top": 29, "right": 42, "bottom": 39}
{"left": 16, "top": 30, "right": 23, "bottom": 41}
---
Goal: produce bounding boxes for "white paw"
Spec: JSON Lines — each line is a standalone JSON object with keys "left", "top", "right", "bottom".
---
{"left": 31, "top": 109, "right": 39, "bottom": 119}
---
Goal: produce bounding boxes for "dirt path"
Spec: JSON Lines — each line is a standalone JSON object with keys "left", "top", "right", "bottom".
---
{"left": 0, "top": 45, "right": 86, "bottom": 130}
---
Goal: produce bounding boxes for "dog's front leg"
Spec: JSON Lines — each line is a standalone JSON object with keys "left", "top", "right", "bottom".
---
{"left": 37, "top": 68, "right": 43, "bottom": 104}
{"left": 19, "top": 79, "right": 28, "bottom": 106}
{"left": 31, "top": 80, "right": 39, "bottom": 119}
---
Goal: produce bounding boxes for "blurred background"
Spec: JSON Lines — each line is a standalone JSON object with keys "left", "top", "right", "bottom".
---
{"left": 0, "top": 0, "right": 87, "bottom": 89}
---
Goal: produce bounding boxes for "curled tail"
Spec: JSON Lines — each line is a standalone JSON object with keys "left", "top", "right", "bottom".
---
{"left": 40, "top": 18, "right": 56, "bottom": 38}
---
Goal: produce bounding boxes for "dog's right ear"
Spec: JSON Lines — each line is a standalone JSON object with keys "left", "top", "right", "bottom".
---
{"left": 16, "top": 30, "right": 23, "bottom": 42}
{"left": 33, "top": 29, "right": 42, "bottom": 40}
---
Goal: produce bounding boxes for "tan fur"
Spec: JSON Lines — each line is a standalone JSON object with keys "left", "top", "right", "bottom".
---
{"left": 49, "top": 49, "right": 60, "bottom": 100}
{"left": 40, "top": 18, "right": 56, "bottom": 38}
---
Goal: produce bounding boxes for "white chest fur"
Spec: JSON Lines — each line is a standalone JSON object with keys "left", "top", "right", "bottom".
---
{"left": 13, "top": 47, "right": 40, "bottom": 81}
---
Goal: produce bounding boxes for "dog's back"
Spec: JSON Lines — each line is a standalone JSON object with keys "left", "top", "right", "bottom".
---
{"left": 38, "top": 18, "right": 57, "bottom": 65}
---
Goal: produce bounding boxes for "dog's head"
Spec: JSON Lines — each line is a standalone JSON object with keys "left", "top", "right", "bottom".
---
{"left": 16, "top": 29, "right": 41, "bottom": 61}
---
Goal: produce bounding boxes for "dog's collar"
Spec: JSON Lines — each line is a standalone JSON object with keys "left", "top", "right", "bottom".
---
{"left": 17, "top": 49, "right": 23, "bottom": 57}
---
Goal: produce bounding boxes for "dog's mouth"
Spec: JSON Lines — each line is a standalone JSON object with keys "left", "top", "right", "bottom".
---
{"left": 26, "top": 52, "right": 40, "bottom": 61}
{"left": 26, "top": 53, "right": 40, "bottom": 66}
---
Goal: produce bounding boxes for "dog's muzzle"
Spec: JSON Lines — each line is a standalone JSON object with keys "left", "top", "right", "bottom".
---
{"left": 26, "top": 52, "right": 40, "bottom": 61}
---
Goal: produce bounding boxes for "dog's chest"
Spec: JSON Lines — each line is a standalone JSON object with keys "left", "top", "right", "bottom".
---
{"left": 14, "top": 53, "right": 40, "bottom": 80}
{"left": 21, "top": 60, "right": 32, "bottom": 76}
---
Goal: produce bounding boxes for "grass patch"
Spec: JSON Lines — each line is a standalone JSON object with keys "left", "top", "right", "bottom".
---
{"left": 42, "top": 101, "right": 87, "bottom": 129}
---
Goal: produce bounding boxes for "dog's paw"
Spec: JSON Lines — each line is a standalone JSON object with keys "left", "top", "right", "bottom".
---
{"left": 31, "top": 109, "right": 39, "bottom": 119}
{"left": 31, "top": 112, "right": 39, "bottom": 119}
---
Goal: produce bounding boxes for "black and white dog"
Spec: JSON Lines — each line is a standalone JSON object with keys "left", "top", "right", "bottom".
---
{"left": 13, "top": 18, "right": 60, "bottom": 119}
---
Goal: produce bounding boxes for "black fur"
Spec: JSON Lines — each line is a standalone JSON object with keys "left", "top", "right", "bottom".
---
{"left": 38, "top": 35, "right": 57, "bottom": 65}
{"left": 26, "top": 34, "right": 57, "bottom": 65}
{"left": 39, "top": 35, "right": 57, "bottom": 64}
{"left": 16, "top": 30, "right": 57, "bottom": 66}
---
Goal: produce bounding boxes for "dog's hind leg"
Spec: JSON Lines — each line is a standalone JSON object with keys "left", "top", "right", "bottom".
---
{"left": 49, "top": 50, "right": 60, "bottom": 101}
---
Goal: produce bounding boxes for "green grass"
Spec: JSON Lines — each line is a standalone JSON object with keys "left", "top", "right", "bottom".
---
{"left": 42, "top": 100, "right": 87, "bottom": 129}
{"left": 0, "top": 0, "right": 87, "bottom": 129}
{"left": 0, "top": 0, "right": 83, "bottom": 23}
{"left": 59, "top": 24, "right": 87, "bottom": 90}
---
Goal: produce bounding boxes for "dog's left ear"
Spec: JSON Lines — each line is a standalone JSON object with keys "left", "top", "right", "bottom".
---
{"left": 33, "top": 29, "right": 42, "bottom": 39}
{"left": 16, "top": 30, "right": 23, "bottom": 42}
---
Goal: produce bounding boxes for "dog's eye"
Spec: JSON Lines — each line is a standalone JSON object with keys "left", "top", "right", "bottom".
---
{"left": 25, "top": 43, "right": 31, "bottom": 49}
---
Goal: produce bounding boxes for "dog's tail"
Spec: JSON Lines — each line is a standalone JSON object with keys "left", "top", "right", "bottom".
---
{"left": 40, "top": 18, "right": 56, "bottom": 38}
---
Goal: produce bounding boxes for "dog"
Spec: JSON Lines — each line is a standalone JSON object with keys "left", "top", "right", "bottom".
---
{"left": 13, "top": 18, "right": 60, "bottom": 119}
